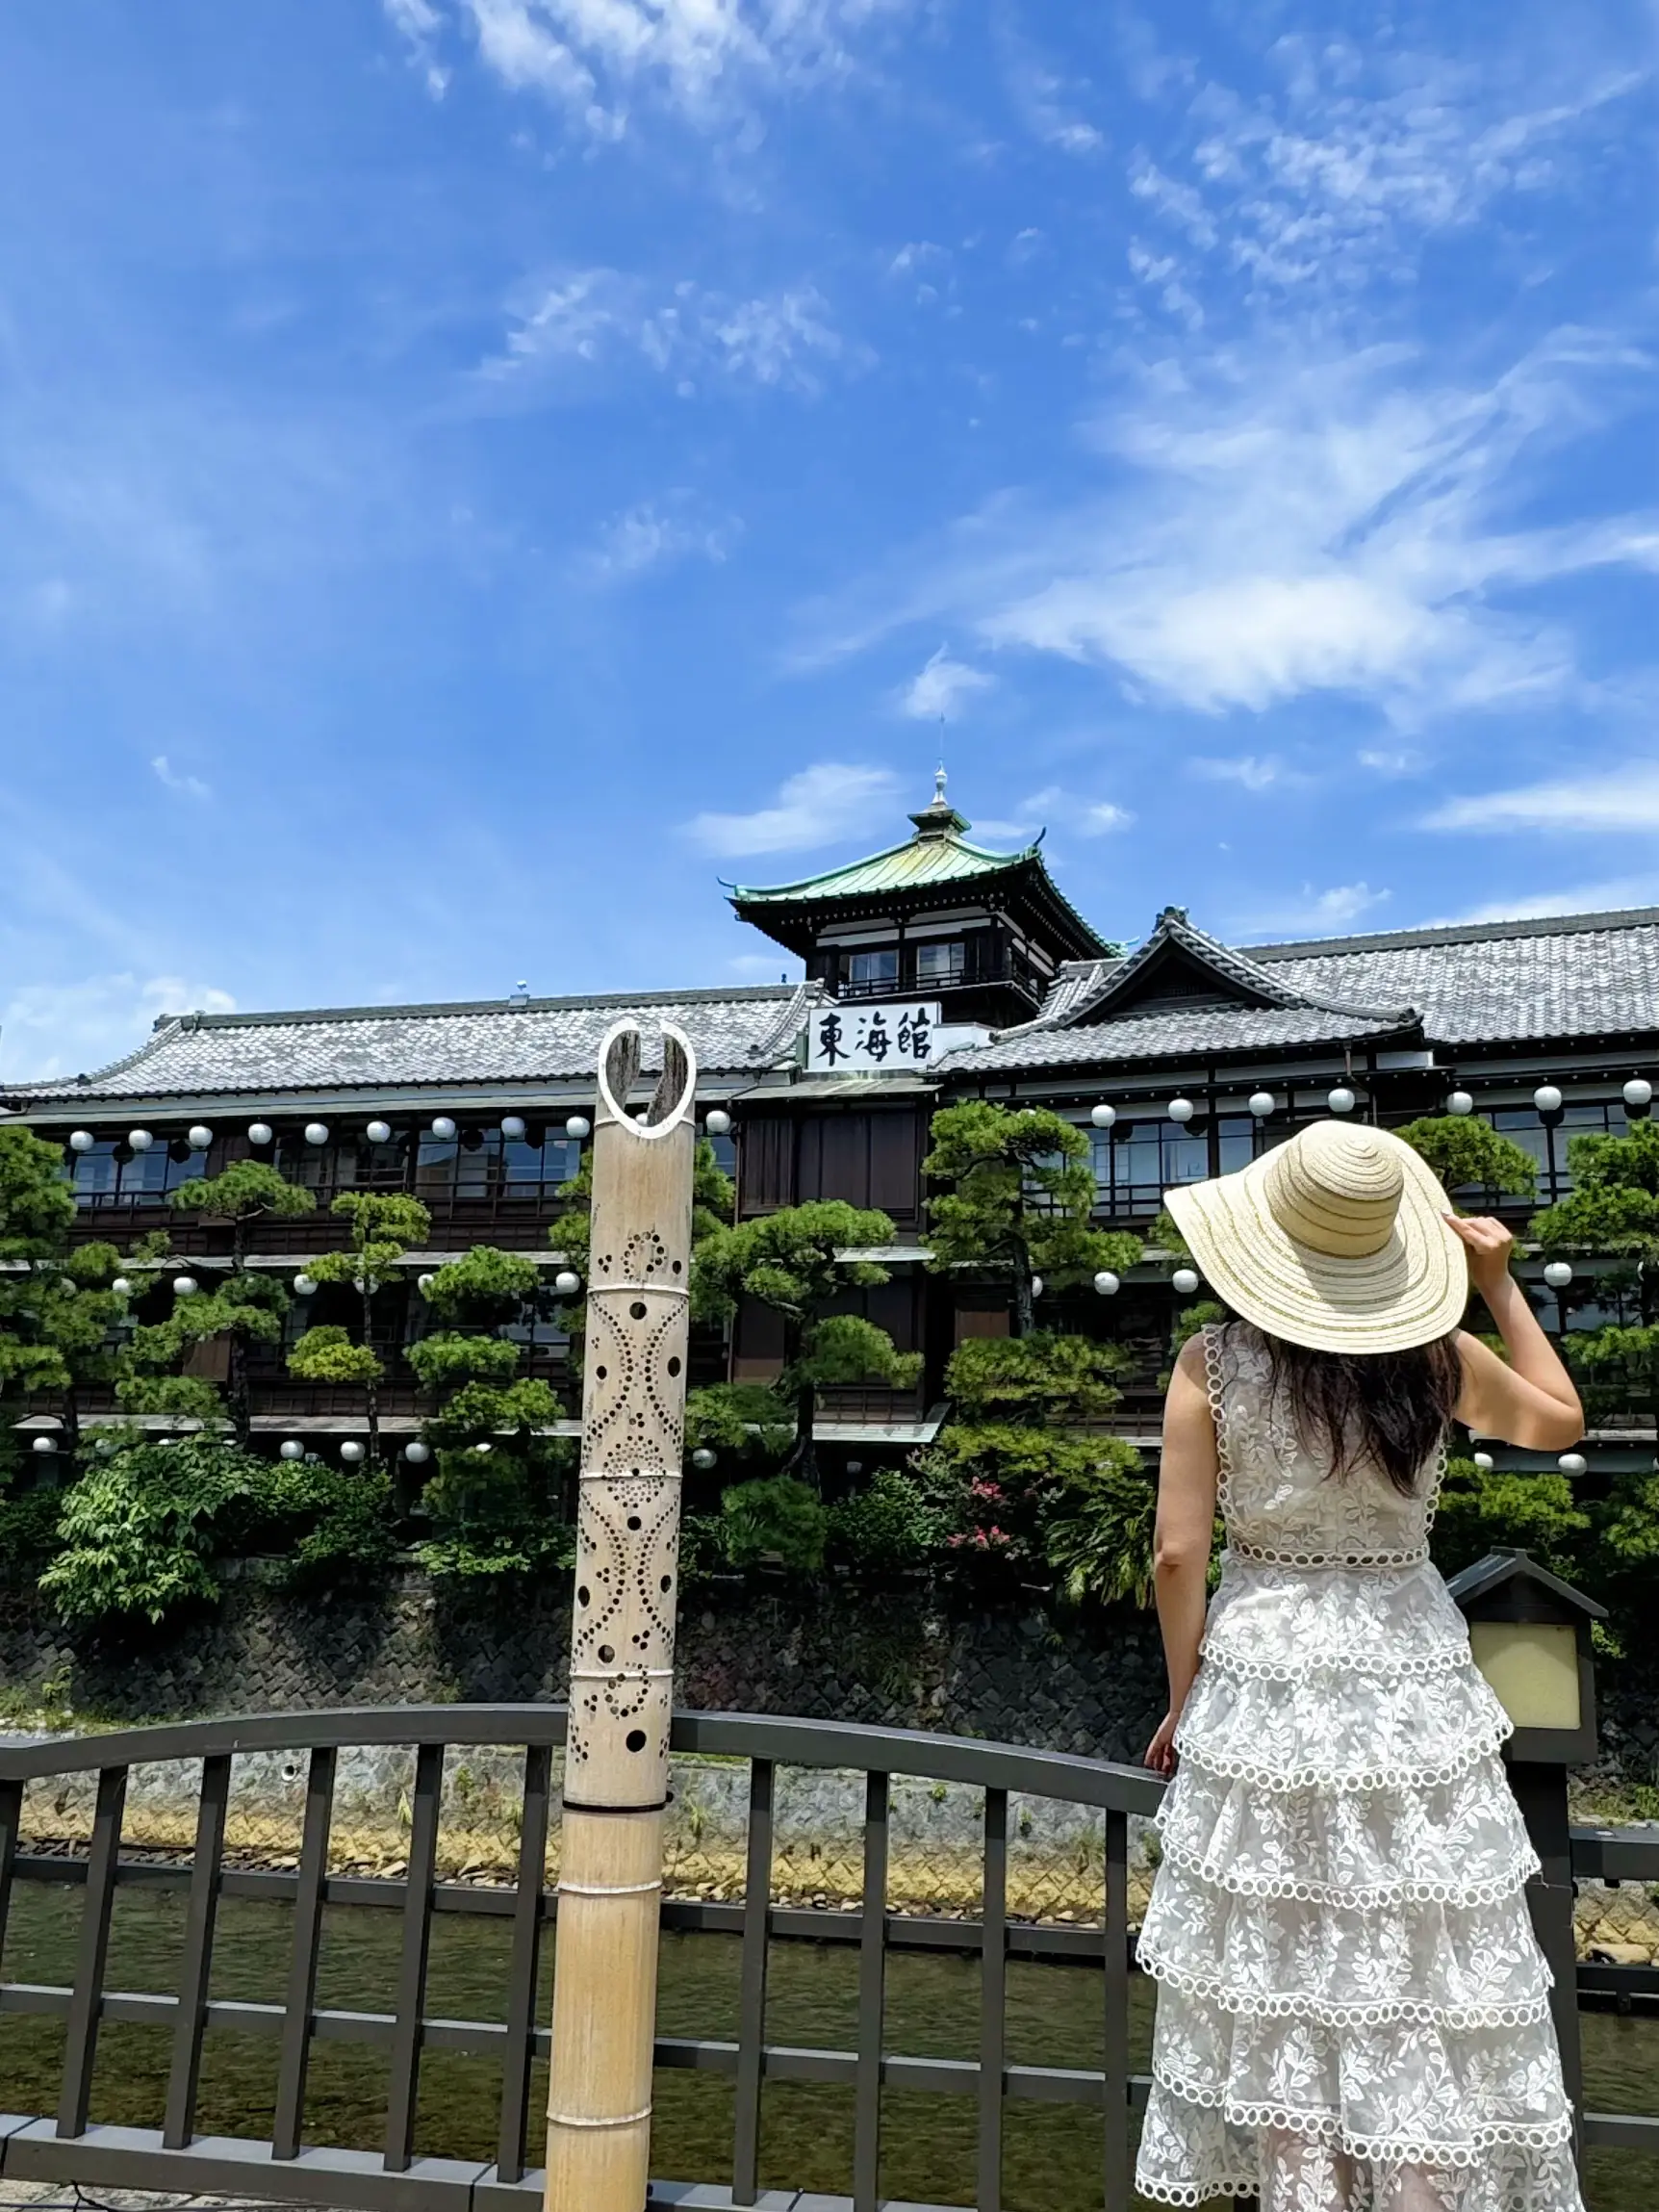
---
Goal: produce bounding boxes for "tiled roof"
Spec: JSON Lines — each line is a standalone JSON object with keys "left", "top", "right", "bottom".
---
{"left": 947, "top": 905, "right": 1659, "bottom": 1074}
{"left": 1048, "top": 908, "right": 1412, "bottom": 1029}
{"left": 10, "top": 986, "right": 816, "bottom": 1104}
{"left": 727, "top": 829, "right": 1036, "bottom": 905}
{"left": 1248, "top": 914, "right": 1659, "bottom": 1045}
{"left": 938, "top": 1004, "right": 1410, "bottom": 1074}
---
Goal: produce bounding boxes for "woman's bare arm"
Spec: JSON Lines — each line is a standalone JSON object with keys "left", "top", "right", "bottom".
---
{"left": 1446, "top": 1215, "right": 1585, "bottom": 1451}
{"left": 1145, "top": 1333, "right": 1219, "bottom": 1775}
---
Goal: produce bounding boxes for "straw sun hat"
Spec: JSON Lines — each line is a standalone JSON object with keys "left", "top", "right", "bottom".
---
{"left": 1163, "top": 1119, "right": 1469, "bottom": 1355}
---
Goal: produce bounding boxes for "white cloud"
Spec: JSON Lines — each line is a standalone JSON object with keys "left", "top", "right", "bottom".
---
{"left": 973, "top": 785, "right": 1132, "bottom": 839}
{"left": 1238, "top": 883, "right": 1391, "bottom": 937}
{"left": 480, "top": 270, "right": 855, "bottom": 396}
{"left": 1080, "top": 801, "right": 1133, "bottom": 834}
{"left": 1358, "top": 746, "right": 1423, "bottom": 776}
{"left": 582, "top": 498, "right": 735, "bottom": 581}
{"left": 802, "top": 334, "right": 1658, "bottom": 725}
{"left": 4, "top": 974, "right": 236, "bottom": 1083}
{"left": 458, "top": 0, "right": 889, "bottom": 135}
{"left": 1138, "top": 39, "right": 1643, "bottom": 304}
{"left": 151, "top": 755, "right": 211, "bottom": 800}
{"left": 1190, "top": 755, "right": 1294, "bottom": 792}
{"left": 1442, "top": 877, "right": 1659, "bottom": 924}
{"left": 1422, "top": 762, "right": 1659, "bottom": 834}
{"left": 900, "top": 645, "right": 994, "bottom": 721}
{"left": 682, "top": 762, "right": 900, "bottom": 858}
{"left": 1006, "top": 47, "right": 1106, "bottom": 155}
{"left": 383, "top": 0, "right": 451, "bottom": 96}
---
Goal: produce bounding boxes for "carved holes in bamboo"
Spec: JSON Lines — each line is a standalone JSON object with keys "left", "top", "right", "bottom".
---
{"left": 583, "top": 1295, "right": 686, "bottom": 1473}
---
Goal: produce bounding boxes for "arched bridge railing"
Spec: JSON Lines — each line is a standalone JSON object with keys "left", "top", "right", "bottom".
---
{"left": 0, "top": 1706, "right": 1162, "bottom": 2212}
{"left": 1, "top": 1707, "right": 1656, "bottom": 2211}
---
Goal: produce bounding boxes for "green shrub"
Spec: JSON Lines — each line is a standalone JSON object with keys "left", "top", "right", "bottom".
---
{"left": 41, "top": 1440, "right": 266, "bottom": 1624}
{"left": 827, "top": 1468, "right": 950, "bottom": 1575}
{"left": 1040, "top": 1440, "right": 1159, "bottom": 1607}
{"left": 719, "top": 1477, "right": 829, "bottom": 1573}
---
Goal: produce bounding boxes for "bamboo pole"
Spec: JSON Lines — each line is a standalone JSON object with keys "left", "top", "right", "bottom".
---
{"left": 545, "top": 1019, "right": 698, "bottom": 2212}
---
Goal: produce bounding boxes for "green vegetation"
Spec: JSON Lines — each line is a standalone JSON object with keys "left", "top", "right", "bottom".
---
{"left": 695, "top": 1200, "right": 921, "bottom": 1490}
{"left": 287, "top": 1192, "right": 430, "bottom": 1468}
{"left": 923, "top": 1101, "right": 1141, "bottom": 1336}
{"left": 1395, "top": 1116, "right": 1540, "bottom": 1204}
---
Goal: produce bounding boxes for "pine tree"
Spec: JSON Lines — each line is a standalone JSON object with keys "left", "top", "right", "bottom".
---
{"left": 287, "top": 1192, "right": 430, "bottom": 1471}
{"left": 922, "top": 1101, "right": 1142, "bottom": 1337}
{"left": 1395, "top": 1116, "right": 1539, "bottom": 1203}
{"left": 695, "top": 1201, "right": 922, "bottom": 1491}
{"left": 0, "top": 1124, "right": 126, "bottom": 1459}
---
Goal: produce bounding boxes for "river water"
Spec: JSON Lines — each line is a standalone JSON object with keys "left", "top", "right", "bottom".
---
{"left": 2, "top": 1884, "right": 1656, "bottom": 2209}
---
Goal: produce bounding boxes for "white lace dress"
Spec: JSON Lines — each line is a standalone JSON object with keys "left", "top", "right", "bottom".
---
{"left": 1135, "top": 1324, "right": 1583, "bottom": 2212}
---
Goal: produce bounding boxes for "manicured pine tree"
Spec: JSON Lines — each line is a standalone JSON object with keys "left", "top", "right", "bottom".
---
{"left": 285, "top": 1192, "right": 430, "bottom": 1472}
{"left": 922, "top": 1101, "right": 1142, "bottom": 1337}
{"left": 0, "top": 1124, "right": 127, "bottom": 1460}
{"left": 695, "top": 1200, "right": 922, "bottom": 1493}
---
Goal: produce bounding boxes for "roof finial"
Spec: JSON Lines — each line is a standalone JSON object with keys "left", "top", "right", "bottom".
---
{"left": 933, "top": 761, "right": 948, "bottom": 806}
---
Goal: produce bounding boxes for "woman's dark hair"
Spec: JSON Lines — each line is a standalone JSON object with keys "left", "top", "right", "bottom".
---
{"left": 1261, "top": 1329, "right": 1463, "bottom": 1494}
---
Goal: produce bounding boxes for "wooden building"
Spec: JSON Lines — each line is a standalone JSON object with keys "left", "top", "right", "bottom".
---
{"left": 9, "top": 777, "right": 1659, "bottom": 1469}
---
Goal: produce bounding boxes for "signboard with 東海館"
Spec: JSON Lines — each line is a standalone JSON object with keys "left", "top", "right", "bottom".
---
{"left": 804, "top": 1001, "right": 990, "bottom": 1073}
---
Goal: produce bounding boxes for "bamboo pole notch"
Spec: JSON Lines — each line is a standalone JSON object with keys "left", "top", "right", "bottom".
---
{"left": 546, "top": 1018, "right": 698, "bottom": 2212}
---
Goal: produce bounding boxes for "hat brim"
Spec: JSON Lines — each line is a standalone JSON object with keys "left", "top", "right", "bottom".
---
{"left": 1163, "top": 1134, "right": 1469, "bottom": 1354}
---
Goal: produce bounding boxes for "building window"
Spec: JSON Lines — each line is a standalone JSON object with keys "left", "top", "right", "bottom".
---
{"left": 70, "top": 1137, "right": 195, "bottom": 1206}
{"left": 847, "top": 948, "right": 899, "bottom": 989}
{"left": 1091, "top": 1119, "right": 1209, "bottom": 1217}
{"left": 915, "top": 939, "right": 965, "bottom": 983}
{"left": 704, "top": 1128, "right": 736, "bottom": 1178}
{"left": 1215, "top": 1115, "right": 1256, "bottom": 1175}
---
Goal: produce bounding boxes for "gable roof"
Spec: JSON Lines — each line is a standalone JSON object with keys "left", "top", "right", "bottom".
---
{"left": 935, "top": 903, "right": 1659, "bottom": 1077}
{"left": 7, "top": 985, "right": 816, "bottom": 1107}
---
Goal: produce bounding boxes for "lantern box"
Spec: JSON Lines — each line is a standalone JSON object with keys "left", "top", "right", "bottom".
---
{"left": 1446, "top": 1548, "right": 1605, "bottom": 1768}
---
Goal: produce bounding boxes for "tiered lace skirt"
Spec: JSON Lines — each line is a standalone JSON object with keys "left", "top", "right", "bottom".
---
{"left": 1134, "top": 1555, "right": 1585, "bottom": 2210}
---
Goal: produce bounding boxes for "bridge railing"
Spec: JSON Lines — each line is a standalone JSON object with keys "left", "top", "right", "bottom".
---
{"left": 1, "top": 1707, "right": 1655, "bottom": 2211}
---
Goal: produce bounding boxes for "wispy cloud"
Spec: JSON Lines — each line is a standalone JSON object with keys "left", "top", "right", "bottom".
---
{"left": 1358, "top": 746, "right": 1423, "bottom": 776}
{"left": 1423, "top": 762, "right": 1659, "bottom": 833}
{"left": 899, "top": 645, "right": 994, "bottom": 721}
{"left": 581, "top": 497, "right": 736, "bottom": 581}
{"left": 1442, "top": 876, "right": 1659, "bottom": 924}
{"left": 151, "top": 755, "right": 211, "bottom": 800}
{"left": 803, "top": 334, "right": 1658, "bottom": 725}
{"left": 4, "top": 973, "right": 236, "bottom": 1083}
{"left": 480, "top": 270, "right": 856, "bottom": 397}
{"left": 974, "top": 785, "right": 1133, "bottom": 840}
{"left": 682, "top": 762, "right": 900, "bottom": 859}
{"left": 383, "top": 0, "right": 451, "bottom": 96}
{"left": 1005, "top": 39, "right": 1106, "bottom": 155}
{"left": 1237, "top": 883, "right": 1391, "bottom": 938}
{"left": 1128, "top": 39, "right": 1642, "bottom": 308}
{"left": 1189, "top": 754, "right": 1301, "bottom": 791}
{"left": 456, "top": 0, "right": 892, "bottom": 136}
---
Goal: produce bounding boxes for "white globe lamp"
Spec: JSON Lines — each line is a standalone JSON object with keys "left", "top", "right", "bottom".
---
{"left": 566, "top": 1115, "right": 591, "bottom": 1140}
{"left": 430, "top": 1116, "right": 458, "bottom": 1142}
{"left": 1247, "top": 1092, "right": 1276, "bottom": 1119}
{"left": 1327, "top": 1088, "right": 1356, "bottom": 1116}
{"left": 704, "top": 1108, "right": 732, "bottom": 1137}
{"left": 1445, "top": 1092, "right": 1474, "bottom": 1117}
{"left": 404, "top": 1440, "right": 431, "bottom": 1465}
{"left": 1167, "top": 1096, "right": 1195, "bottom": 1124}
{"left": 417, "top": 1273, "right": 435, "bottom": 1296}
{"left": 500, "top": 1116, "right": 527, "bottom": 1142}
{"left": 341, "top": 1440, "right": 366, "bottom": 1464}
{"left": 1473, "top": 1451, "right": 1494, "bottom": 1471}
{"left": 691, "top": 1447, "right": 718, "bottom": 1471}
{"left": 1624, "top": 1079, "right": 1653, "bottom": 1112}
{"left": 187, "top": 1124, "right": 213, "bottom": 1150}
{"left": 1030, "top": 1274, "right": 1044, "bottom": 1299}
{"left": 1558, "top": 1452, "right": 1588, "bottom": 1477}
{"left": 293, "top": 1273, "right": 318, "bottom": 1298}
{"left": 1172, "top": 1266, "right": 1200, "bottom": 1296}
{"left": 280, "top": 1440, "right": 306, "bottom": 1461}
{"left": 1090, "top": 1102, "right": 1116, "bottom": 1129}
{"left": 68, "top": 1129, "right": 95, "bottom": 1153}
{"left": 473, "top": 1441, "right": 492, "bottom": 1455}
{"left": 112, "top": 1277, "right": 132, "bottom": 1297}
{"left": 129, "top": 1128, "right": 153, "bottom": 1152}
{"left": 31, "top": 1435, "right": 56, "bottom": 1455}
{"left": 304, "top": 1121, "right": 329, "bottom": 1145}
{"left": 173, "top": 1275, "right": 199, "bottom": 1297}
{"left": 1093, "top": 1270, "right": 1120, "bottom": 1297}
{"left": 1533, "top": 1086, "right": 1563, "bottom": 1116}
{"left": 1543, "top": 1261, "right": 1573, "bottom": 1291}
{"left": 554, "top": 1270, "right": 581, "bottom": 1297}
{"left": 247, "top": 1122, "right": 273, "bottom": 1145}
{"left": 95, "top": 1438, "right": 115, "bottom": 1457}
{"left": 366, "top": 1119, "right": 393, "bottom": 1145}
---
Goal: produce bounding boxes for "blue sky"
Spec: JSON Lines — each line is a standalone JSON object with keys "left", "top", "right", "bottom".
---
{"left": 2, "top": 1, "right": 1657, "bottom": 1078}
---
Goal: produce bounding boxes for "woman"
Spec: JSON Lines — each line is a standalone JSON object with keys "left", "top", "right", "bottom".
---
{"left": 1136, "top": 1119, "right": 1587, "bottom": 2211}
